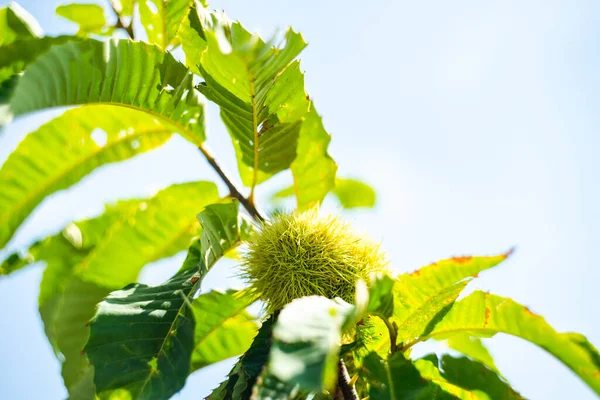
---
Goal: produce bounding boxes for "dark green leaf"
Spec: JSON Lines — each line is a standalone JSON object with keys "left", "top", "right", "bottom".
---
{"left": 0, "top": 3, "right": 41, "bottom": 46}
{"left": 209, "top": 313, "right": 278, "bottom": 400}
{"left": 361, "top": 352, "right": 458, "bottom": 400}
{"left": 86, "top": 268, "right": 200, "bottom": 400}
{"left": 85, "top": 202, "right": 246, "bottom": 399}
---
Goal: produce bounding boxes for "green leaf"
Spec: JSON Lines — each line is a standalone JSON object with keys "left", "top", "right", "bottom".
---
{"left": 56, "top": 4, "right": 112, "bottom": 36}
{"left": 197, "top": 17, "right": 310, "bottom": 188}
{"left": 361, "top": 352, "right": 458, "bottom": 400}
{"left": 209, "top": 313, "right": 278, "bottom": 400}
{"left": 289, "top": 106, "right": 337, "bottom": 209}
{"left": 414, "top": 354, "right": 523, "bottom": 400}
{"left": 0, "top": 39, "right": 206, "bottom": 147}
{"left": 138, "top": 0, "right": 193, "bottom": 48}
{"left": 177, "top": 2, "right": 208, "bottom": 75}
{"left": 49, "top": 183, "right": 219, "bottom": 391}
{"left": 253, "top": 372, "right": 299, "bottom": 400}
{"left": 85, "top": 202, "right": 246, "bottom": 399}
{"left": 445, "top": 334, "right": 499, "bottom": 374}
{"left": 332, "top": 178, "right": 376, "bottom": 209}
{"left": 86, "top": 268, "right": 200, "bottom": 400}
{"left": 190, "top": 289, "right": 258, "bottom": 371}
{"left": 269, "top": 296, "right": 355, "bottom": 392}
{"left": 405, "top": 290, "right": 600, "bottom": 395}
{"left": 0, "top": 105, "right": 174, "bottom": 248}
{"left": 0, "top": 36, "right": 74, "bottom": 85}
{"left": 394, "top": 251, "right": 512, "bottom": 324}
{"left": 0, "top": 3, "right": 41, "bottom": 46}
{"left": 396, "top": 281, "right": 469, "bottom": 347}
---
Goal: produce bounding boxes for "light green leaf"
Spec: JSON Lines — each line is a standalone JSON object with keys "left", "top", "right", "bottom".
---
{"left": 209, "top": 313, "right": 278, "bottom": 400}
{"left": 76, "top": 182, "right": 219, "bottom": 288}
{"left": 197, "top": 17, "right": 310, "bottom": 189}
{"left": 56, "top": 4, "right": 112, "bottom": 36}
{"left": 0, "top": 39, "right": 206, "bottom": 147}
{"left": 269, "top": 296, "right": 355, "bottom": 392}
{"left": 0, "top": 106, "right": 175, "bottom": 248}
{"left": 405, "top": 290, "right": 600, "bottom": 396}
{"left": 0, "top": 3, "right": 41, "bottom": 46}
{"left": 85, "top": 202, "right": 247, "bottom": 399}
{"left": 177, "top": 1, "right": 208, "bottom": 75}
{"left": 190, "top": 289, "right": 258, "bottom": 371}
{"left": 289, "top": 107, "right": 337, "bottom": 209}
{"left": 446, "top": 334, "right": 499, "bottom": 374}
{"left": 110, "top": 0, "right": 135, "bottom": 17}
{"left": 396, "top": 281, "right": 469, "bottom": 347}
{"left": 414, "top": 354, "right": 523, "bottom": 400}
{"left": 361, "top": 352, "right": 458, "bottom": 400}
{"left": 394, "top": 251, "right": 512, "bottom": 324}
{"left": 138, "top": 0, "right": 193, "bottom": 48}
{"left": 332, "top": 178, "right": 376, "bottom": 209}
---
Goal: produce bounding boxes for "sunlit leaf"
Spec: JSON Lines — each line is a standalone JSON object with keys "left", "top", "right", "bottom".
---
{"left": 56, "top": 3, "right": 112, "bottom": 36}
{"left": 0, "top": 106, "right": 175, "bottom": 248}
{"left": 0, "top": 39, "right": 206, "bottom": 147}
{"left": 332, "top": 178, "right": 376, "bottom": 209}
{"left": 404, "top": 290, "right": 600, "bottom": 396}
{"left": 445, "top": 334, "right": 499, "bottom": 374}
{"left": 0, "top": 3, "right": 41, "bottom": 46}
{"left": 139, "top": 0, "right": 193, "bottom": 48}
{"left": 110, "top": 0, "right": 135, "bottom": 17}
{"left": 190, "top": 289, "right": 258, "bottom": 371}
{"left": 394, "top": 251, "right": 512, "bottom": 323}
{"left": 197, "top": 15, "right": 310, "bottom": 189}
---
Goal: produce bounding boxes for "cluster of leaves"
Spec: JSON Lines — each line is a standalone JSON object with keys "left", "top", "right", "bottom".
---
{"left": 0, "top": 1, "right": 598, "bottom": 400}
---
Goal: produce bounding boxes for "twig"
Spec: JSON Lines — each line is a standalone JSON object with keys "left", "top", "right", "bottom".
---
{"left": 109, "top": 0, "right": 135, "bottom": 39}
{"left": 198, "top": 145, "right": 265, "bottom": 222}
{"left": 337, "top": 360, "right": 359, "bottom": 400}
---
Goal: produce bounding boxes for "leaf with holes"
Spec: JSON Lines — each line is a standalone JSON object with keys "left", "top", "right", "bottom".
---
{"left": 0, "top": 38, "right": 206, "bottom": 146}
{"left": 0, "top": 106, "right": 177, "bottom": 248}
{"left": 139, "top": 0, "right": 194, "bottom": 48}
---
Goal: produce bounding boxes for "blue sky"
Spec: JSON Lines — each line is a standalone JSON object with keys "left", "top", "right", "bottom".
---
{"left": 0, "top": 0, "right": 599, "bottom": 399}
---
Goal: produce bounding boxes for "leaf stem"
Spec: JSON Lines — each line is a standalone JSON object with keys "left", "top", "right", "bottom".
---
{"left": 375, "top": 313, "right": 399, "bottom": 353}
{"left": 198, "top": 145, "right": 265, "bottom": 222}
{"left": 337, "top": 360, "right": 359, "bottom": 400}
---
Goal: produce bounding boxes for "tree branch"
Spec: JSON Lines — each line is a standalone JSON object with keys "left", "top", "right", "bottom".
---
{"left": 198, "top": 145, "right": 265, "bottom": 222}
{"left": 109, "top": 0, "right": 135, "bottom": 39}
{"left": 337, "top": 360, "right": 359, "bottom": 400}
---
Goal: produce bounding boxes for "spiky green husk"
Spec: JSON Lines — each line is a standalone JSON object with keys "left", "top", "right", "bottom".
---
{"left": 241, "top": 210, "right": 389, "bottom": 312}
